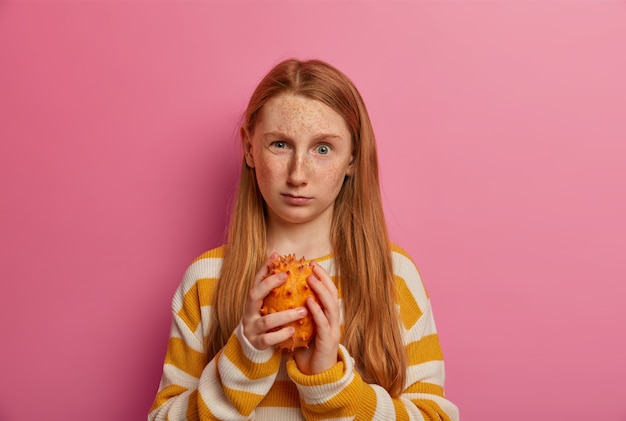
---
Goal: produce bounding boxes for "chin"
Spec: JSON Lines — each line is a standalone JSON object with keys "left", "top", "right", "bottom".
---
{"left": 272, "top": 211, "right": 318, "bottom": 226}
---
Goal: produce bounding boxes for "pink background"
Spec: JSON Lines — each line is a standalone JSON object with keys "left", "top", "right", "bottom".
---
{"left": 1, "top": 1, "right": 625, "bottom": 420}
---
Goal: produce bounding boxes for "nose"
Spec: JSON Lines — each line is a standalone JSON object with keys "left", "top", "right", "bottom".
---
{"left": 287, "top": 153, "right": 308, "bottom": 186}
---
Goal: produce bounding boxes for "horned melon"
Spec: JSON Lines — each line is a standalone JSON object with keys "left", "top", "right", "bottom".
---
{"left": 260, "top": 254, "right": 319, "bottom": 351}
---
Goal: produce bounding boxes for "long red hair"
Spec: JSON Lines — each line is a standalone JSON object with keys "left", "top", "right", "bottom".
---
{"left": 208, "top": 59, "right": 406, "bottom": 396}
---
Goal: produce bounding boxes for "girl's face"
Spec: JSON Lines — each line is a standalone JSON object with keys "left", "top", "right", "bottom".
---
{"left": 244, "top": 93, "right": 354, "bottom": 229}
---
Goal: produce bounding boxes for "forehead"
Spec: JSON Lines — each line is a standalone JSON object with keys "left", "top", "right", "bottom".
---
{"left": 256, "top": 93, "right": 350, "bottom": 137}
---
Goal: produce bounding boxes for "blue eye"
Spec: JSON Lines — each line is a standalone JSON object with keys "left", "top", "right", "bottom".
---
{"left": 272, "top": 141, "right": 287, "bottom": 149}
{"left": 316, "top": 144, "right": 331, "bottom": 155}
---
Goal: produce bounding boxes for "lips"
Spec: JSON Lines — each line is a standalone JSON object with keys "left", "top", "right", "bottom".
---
{"left": 281, "top": 193, "right": 312, "bottom": 205}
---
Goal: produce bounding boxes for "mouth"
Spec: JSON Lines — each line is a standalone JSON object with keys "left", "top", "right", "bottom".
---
{"left": 281, "top": 193, "right": 312, "bottom": 205}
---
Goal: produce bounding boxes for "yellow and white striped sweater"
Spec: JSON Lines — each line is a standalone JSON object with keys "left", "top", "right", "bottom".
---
{"left": 149, "top": 245, "right": 459, "bottom": 420}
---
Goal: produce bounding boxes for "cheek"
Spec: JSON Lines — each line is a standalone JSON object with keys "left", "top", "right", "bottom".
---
{"left": 325, "top": 168, "right": 346, "bottom": 183}
{"left": 254, "top": 164, "right": 271, "bottom": 188}
{"left": 319, "top": 160, "right": 351, "bottom": 182}
{"left": 255, "top": 156, "right": 283, "bottom": 185}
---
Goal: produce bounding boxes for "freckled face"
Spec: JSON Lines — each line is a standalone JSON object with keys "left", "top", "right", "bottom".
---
{"left": 243, "top": 93, "right": 354, "bottom": 228}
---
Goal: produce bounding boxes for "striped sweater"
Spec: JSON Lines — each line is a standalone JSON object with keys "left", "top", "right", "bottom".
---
{"left": 149, "top": 245, "right": 459, "bottom": 420}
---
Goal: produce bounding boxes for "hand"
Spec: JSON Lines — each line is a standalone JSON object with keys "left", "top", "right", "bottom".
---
{"left": 242, "top": 253, "right": 309, "bottom": 350}
{"left": 293, "top": 261, "right": 341, "bottom": 374}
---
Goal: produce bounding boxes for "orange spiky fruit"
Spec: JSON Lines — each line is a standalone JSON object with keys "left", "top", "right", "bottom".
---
{"left": 261, "top": 254, "right": 318, "bottom": 351}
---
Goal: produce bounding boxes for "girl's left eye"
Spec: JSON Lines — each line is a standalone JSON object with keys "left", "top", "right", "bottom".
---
{"left": 316, "top": 145, "right": 331, "bottom": 155}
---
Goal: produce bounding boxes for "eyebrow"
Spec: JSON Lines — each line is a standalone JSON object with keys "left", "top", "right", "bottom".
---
{"left": 262, "top": 131, "right": 344, "bottom": 141}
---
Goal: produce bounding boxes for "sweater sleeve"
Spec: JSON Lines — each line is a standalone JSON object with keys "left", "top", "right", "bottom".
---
{"left": 285, "top": 250, "right": 460, "bottom": 421}
{"left": 148, "top": 255, "right": 282, "bottom": 420}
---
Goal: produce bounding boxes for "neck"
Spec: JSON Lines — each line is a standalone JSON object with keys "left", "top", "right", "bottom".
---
{"left": 265, "top": 215, "right": 333, "bottom": 260}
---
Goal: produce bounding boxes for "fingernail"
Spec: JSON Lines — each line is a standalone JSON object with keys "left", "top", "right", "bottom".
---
{"left": 296, "top": 307, "right": 307, "bottom": 316}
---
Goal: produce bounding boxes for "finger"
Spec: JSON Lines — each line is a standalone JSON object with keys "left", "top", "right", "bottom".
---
{"left": 248, "top": 307, "right": 307, "bottom": 349}
{"left": 255, "top": 326, "right": 295, "bottom": 350}
{"left": 242, "top": 254, "right": 286, "bottom": 325}
{"left": 243, "top": 272, "right": 288, "bottom": 338}
{"left": 248, "top": 270, "right": 288, "bottom": 304}
{"left": 252, "top": 252, "right": 280, "bottom": 287}
{"left": 307, "top": 264, "right": 338, "bottom": 313}
{"left": 304, "top": 296, "right": 325, "bottom": 320}
{"left": 305, "top": 296, "right": 339, "bottom": 350}
{"left": 257, "top": 306, "right": 307, "bottom": 331}
{"left": 248, "top": 252, "right": 290, "bottom": 305}
{"left": 310, "top": 261, "right": 338, "bottom": 296}
{"left": 304, "top": 297, "right": 331, "bottom": 345}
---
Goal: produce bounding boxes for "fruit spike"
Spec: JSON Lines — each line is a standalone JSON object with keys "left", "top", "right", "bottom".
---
{"left": 260, "top": 254, "right": 319, "bottom": 352}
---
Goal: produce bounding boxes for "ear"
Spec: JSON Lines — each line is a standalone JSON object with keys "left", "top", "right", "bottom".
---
{"left": 241, "top": 126, "right": 255, "bottom": 168}
{"left": 345, "top": 152, "right": 355, "bottom": 176}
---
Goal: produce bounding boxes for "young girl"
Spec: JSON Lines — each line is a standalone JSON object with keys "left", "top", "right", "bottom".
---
{"left": 149, "top": 59, "right": 459, "bottom": 420}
